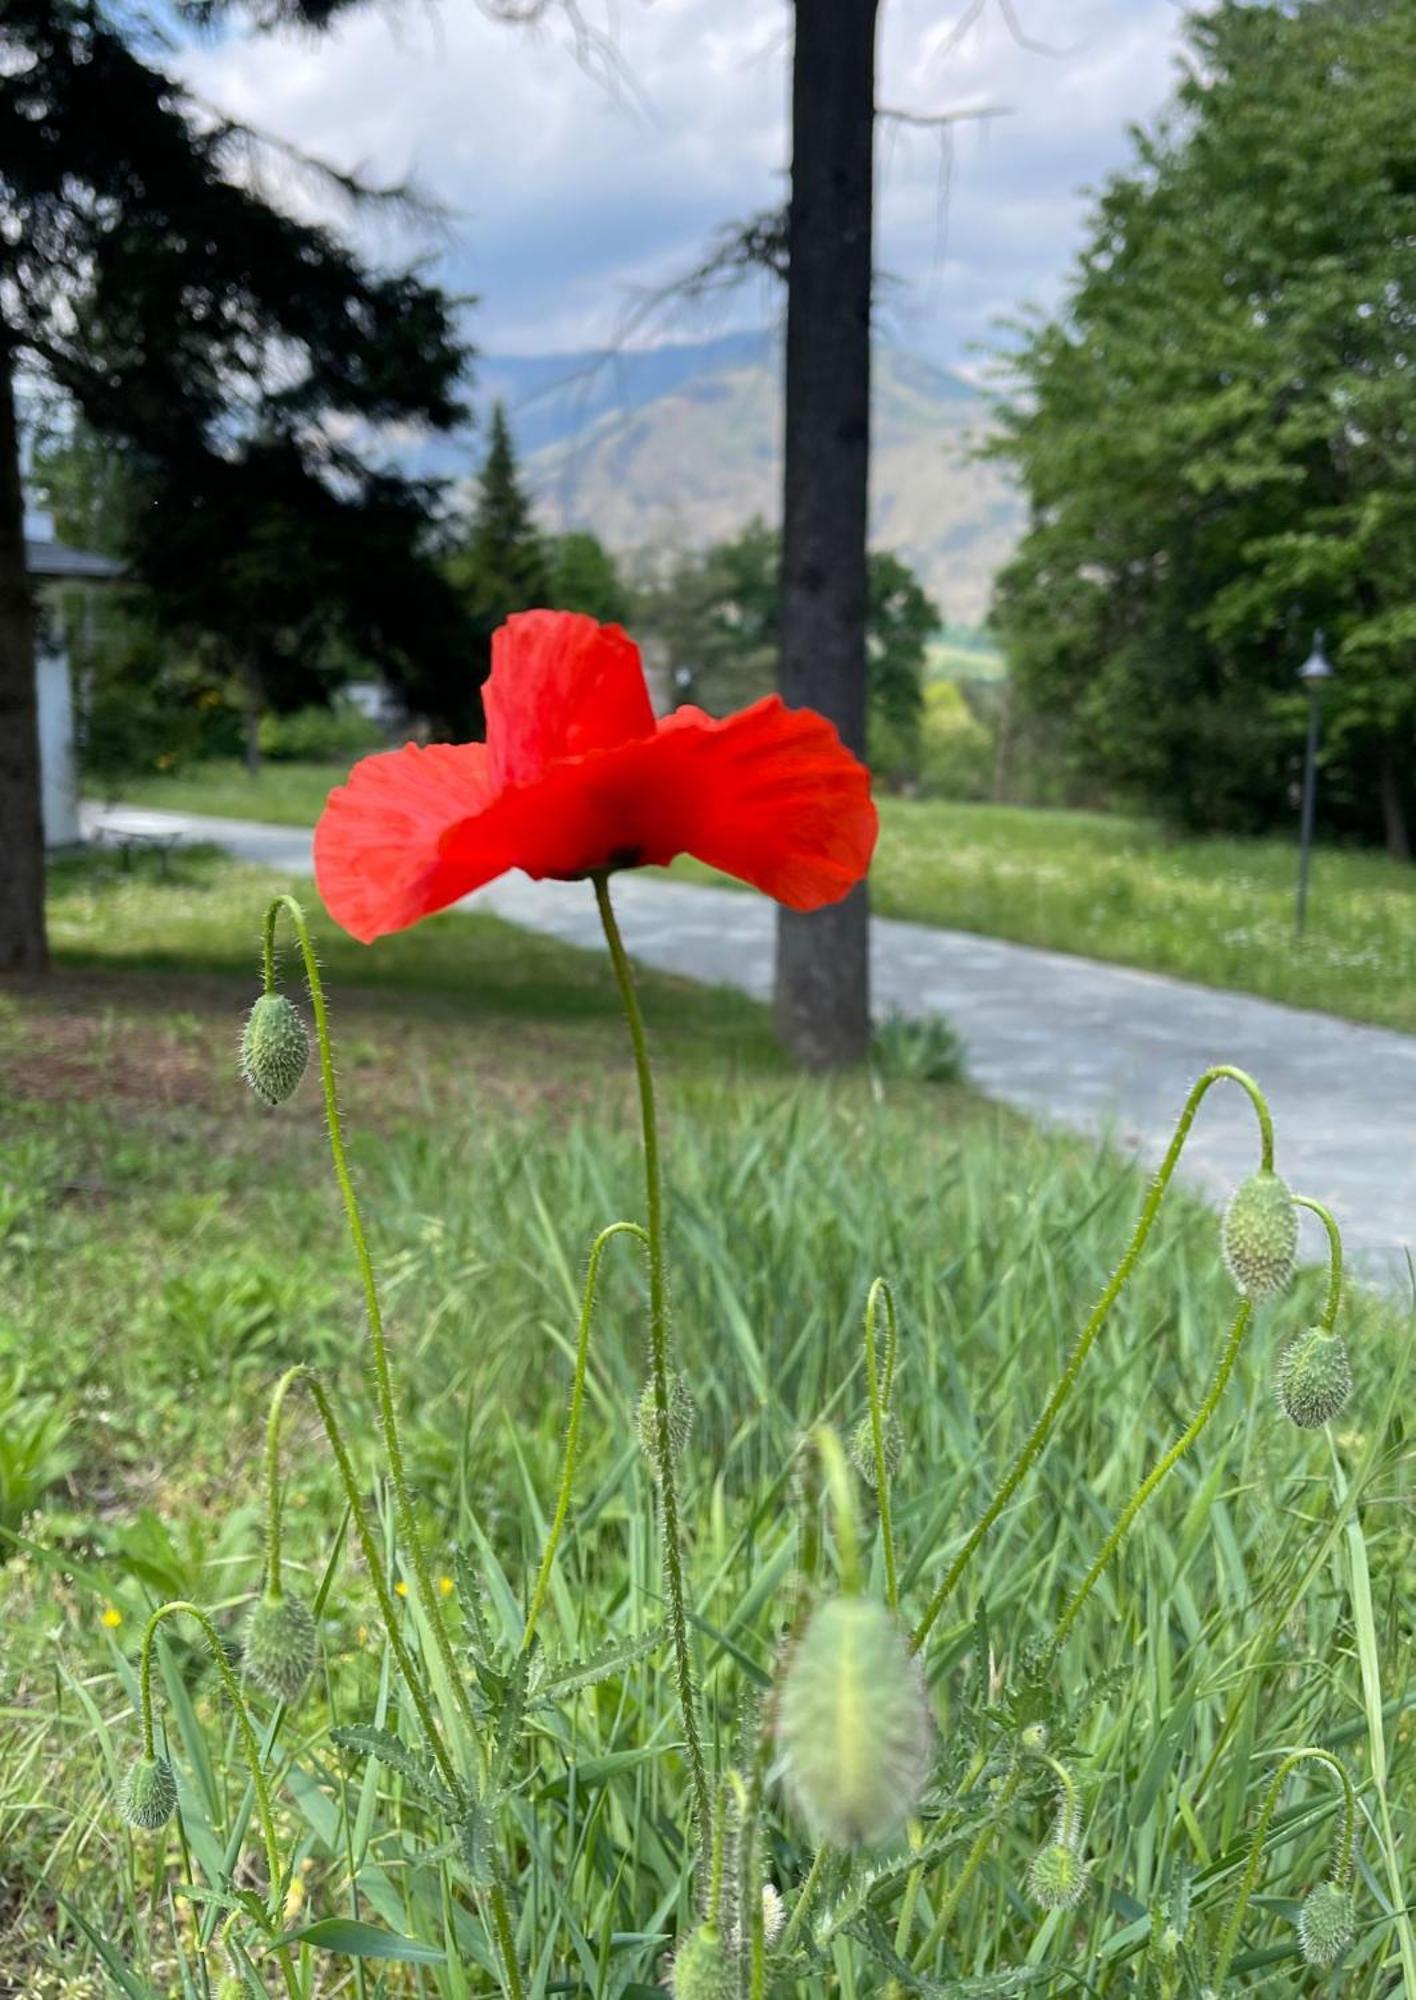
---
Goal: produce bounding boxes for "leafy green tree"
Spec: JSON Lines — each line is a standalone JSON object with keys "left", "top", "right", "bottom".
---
{"left": 639, "top": 521, "right": 937, "bottom": 779}
{"left": 545, "top": 531, "right": 631, "bottom": 625}
{"left": 449, "top": 403, "right": 549, "bottom": 642}
{"left": 0, "top": 0, "right": 473, "bottom": 969}
{"left": 990, "top": 0, "right": 1416, "bottom": 855}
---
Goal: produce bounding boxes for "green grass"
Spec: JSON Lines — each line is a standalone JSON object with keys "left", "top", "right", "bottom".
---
{"left": 5, "top": 851, "right": 1412, "bottom": 1995}
{"left": 114, "top": 757, "right": 347, "bottom": 827}
{"left": 112, "top": 763, "right": 1416, "bottom": 1032}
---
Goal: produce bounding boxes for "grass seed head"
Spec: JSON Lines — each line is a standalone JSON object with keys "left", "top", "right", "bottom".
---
{"left": 1297, "top": 1881, "right": 1355, "bottom": 1968}
{"left": 119, "top": 1754, "right": 177, "bottom": 1830}
{"left": 1277, "top": 1327, "right": 1352, "bottom": 1429}
{"left": 239, "top": 992, "right": 310, "bottom": 1107}
{"left": 775, "top": 1595, "right": 931, "bottom": 1849}
{"left": 1221, "top": 1170, "right": 1298, "bottom": 1297}
{"left": 669, "top": 1924, "right": 736, "bottom": 2000}
{"left": 1026, "top": 1838, "right": 1091, "bottom": 1911}
{"left": 244, "top": 1590, "right": 317, "bottom": 1704}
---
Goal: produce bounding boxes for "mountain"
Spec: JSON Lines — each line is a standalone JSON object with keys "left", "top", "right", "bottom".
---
{"left": 453, "top": 333, "right": 1023, "bottom": 626}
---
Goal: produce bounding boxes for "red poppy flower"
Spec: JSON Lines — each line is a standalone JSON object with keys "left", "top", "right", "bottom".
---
{"left": 315, "top": 610, "right": 877, "bottom": 943}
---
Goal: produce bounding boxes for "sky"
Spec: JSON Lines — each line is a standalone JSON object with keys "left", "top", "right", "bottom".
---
{"left": 178, "top": 0, "right": 1200, "bottom": 373}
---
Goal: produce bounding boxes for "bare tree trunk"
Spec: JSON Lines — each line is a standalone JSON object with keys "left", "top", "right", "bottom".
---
{"left": 774, "top": 0, "right": 879, "bottom": 1067}
{"left": 1378, "top": 736, "right": 1411, "bottom": 862}
{"left": 0, "top": 330, "right": 48, "bottom": 974}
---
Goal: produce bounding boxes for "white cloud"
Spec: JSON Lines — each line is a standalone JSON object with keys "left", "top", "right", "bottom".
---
{"left": 175, "top": 0, "right": 1194, "bottom": 364}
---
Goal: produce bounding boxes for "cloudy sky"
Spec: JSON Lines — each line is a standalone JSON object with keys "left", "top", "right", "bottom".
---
{"left": 180, "top": 0, "right": 1199, "bottom": 371}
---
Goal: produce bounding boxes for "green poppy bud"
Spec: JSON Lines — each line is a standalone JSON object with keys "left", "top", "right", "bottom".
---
{"left": 849, "top": 1410, "right": 905, "bottom": 1490}
{"left": 1026, "top": 1838, "right": 1091, "bottom": 1911}
{"left": 239, "top": 992, "right": 309, "bottom": 1107}
{"left": 1297, "top": 1880, "right": 1354, "bottom": 1968}
{"left": 635, "top": 1369, "right": 695, "bottom": 1471}
{"left": 1221, "top": 1171, "right": 1298, "bottom": 1298}
{"left": 1019, "top": 1721, "right": 1050, "bottom": 1757}
{"left": 670, "top": 1923, "right": 736, "bottom": 2000}
{"left": 119, "top": 1753, "right": 177, "bottom": 1830}
{"left": 1277, "top": 1327, "right": 1352, "bottom": 1430}
{"left": 244, "top": 1590, "right": 317, "bottom": 1705}
{"left": 775, "top": 1595, "right": 931, "bottom": 1849}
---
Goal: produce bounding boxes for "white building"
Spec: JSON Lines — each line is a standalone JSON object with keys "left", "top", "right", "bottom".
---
{"left": 25, "top": 506, "right": 122, "bottom": 847}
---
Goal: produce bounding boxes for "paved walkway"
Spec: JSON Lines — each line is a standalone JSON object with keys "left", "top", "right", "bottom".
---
{"left": 83, "top": 803, "right": 1416, "bottom": 1286}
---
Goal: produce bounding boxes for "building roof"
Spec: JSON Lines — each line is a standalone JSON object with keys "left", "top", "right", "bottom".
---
{"left": 25, "top": 537, "right": 124, "bottom": 582}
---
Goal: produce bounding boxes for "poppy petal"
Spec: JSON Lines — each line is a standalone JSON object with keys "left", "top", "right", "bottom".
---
{"left": 645, "top": 698, "right": 878, "bottom": 909}
{"left": 315, "top": 741, "right": 515, "bottom": 942}
{"left": 485, "top": 611, "right": 655, "bottom": 787}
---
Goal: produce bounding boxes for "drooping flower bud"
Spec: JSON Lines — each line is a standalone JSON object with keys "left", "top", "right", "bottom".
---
{"left": 849, "top": 1410, "right": 905, "bottom": 1490}
{"left": 775, "top": 1595, "right": 931, "bottom": 1849}
{"left": 244, "top": 1590, "right": 317, "bottom": 1704}
{"left": 669, "top": 1924, "right": 736, "bottom": 2000}
{"left": 635, "top": 1370, "right": 695, "bottom": 1471}
{"left": 1297, "top": 1881, "right": 1355, "bottom": 1968}
{"left": 1277, "top": 1327, "right": 1352, "bottom": 1430}
{"left": 239, "top": 992, "right": 310, "bottom": 1107}
{"left": 1026, "top": 1838, "right": 1091, "bottom": 1911}
{"left": 119, "top": 1753, "right": 177, "bottom": 1830}
{"left": 1221, "top": 1171, "right": 1298, "bottom": 1298}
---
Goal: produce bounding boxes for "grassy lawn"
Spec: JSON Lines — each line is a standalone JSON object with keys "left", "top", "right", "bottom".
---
{"left": 113, "top": 762, "right": 1416, "bottom": 1033}
{"left": 4, "top": 849, "right": 1412, "bottom": 1992}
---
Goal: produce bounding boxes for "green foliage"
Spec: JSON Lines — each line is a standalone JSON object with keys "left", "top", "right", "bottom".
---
{"left": 5, "top": 854, "right": 1412, "bottom": 1993}
{"left": 447, "top": 403, "right": 550, "bottom": 655}
{"left": 257, "top": 699, "right": 384, "bottom": 765}
{"left": 545, "top": 530, "right": 632, "bottom": 625}
{"left": 5, "top": 5, "right": 476, "bottom": 732}
{"left": 0, "top": 1366, "right": 77, "bottom": 1538}
{"left": 991, "top": 0, "right": 1416, "bottom": 853}
{"left": 869, "top": 1009, "right": 966, "bottom": 1085}
{"left": 637, "top": 520, "right": 938, "bottom": 780}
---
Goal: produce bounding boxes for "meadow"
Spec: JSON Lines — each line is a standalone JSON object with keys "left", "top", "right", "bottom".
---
{"left": 2, "top": 848, "right": 1411, "bottom": 1994}
{"left": 115, "top": 763, "right": 1416, "bottom": 1033}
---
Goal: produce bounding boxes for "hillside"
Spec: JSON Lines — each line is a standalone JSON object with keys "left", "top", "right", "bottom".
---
{"left": 469, "top": 335, "right": 1022, "bottom": 626}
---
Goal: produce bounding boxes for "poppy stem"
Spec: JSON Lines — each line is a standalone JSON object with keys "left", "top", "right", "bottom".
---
{"left": 910, "top": 1063, "right": 1274, "bottom": 1654}
{"left": 260, "top": 897, "right": 484, "bottom": 1765}
{"left": 592, "top": 872, "right": 713, "bottom": 1868}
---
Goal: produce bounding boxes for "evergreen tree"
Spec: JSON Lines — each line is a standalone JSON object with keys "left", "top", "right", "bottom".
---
{"left": 451, "top": 403, "right": 550, "bottom": 630}
{"left": 0, "top": 0, "right": 475, "bottom": 970}
{"left": 546, "top": 530, "right": 630, "bottom": 626}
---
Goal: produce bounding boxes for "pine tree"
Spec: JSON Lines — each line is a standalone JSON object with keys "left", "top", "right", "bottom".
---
{"left": 452, "top": 403, "right": 550, "bottom": 629}
{"left": 0, "top": 0, "right": 475, "bottom": 970}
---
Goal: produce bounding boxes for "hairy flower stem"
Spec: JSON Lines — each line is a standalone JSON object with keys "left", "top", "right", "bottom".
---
{"left": 863, "top": 1278, "right": 899, "bottom": 1608}
{"left": 138, "top": 1601, "right": 296, "bottom": 1992}
{"left": 911, "top": 1064, "right": 1274, "bottom": 1653}
{"left": 1050, "top": 1298, "right": 1253, "bottom": 1653}
{"left": 521, "top": 1221, "right": 648, "bottom": 1655}
{"left": 592, "top": 873, "right": 711, "bottom": 1862}
{"left": 260, "top": 898, "right": 481, "bottom": 1759}
{"left": 912, "top": 1765, "right": 1025, "bottom": 1968}
{"left": 1212, "top": 1748, "right": 1355, "bottom": 1986}
{"left": 263, "top": 1366, "right": 461, "bottom": 1800}
{"left": 780, "top": 1841, "right": 833, "bottom": 1956}
{"left": 1294, "top": 1195, "right": 1344, "bottom": 1329}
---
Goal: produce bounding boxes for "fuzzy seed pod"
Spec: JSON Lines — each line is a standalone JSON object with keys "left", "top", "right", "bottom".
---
{"left": 119, "top": 1753, "right": 177, "bottom": 1830}
{"left": 245, "top": 1590, "right": 317, "bottom": 1704}
{"left": 1221, "top": 1171, "right": 1298, "bottom": 1298}
{"left": 1277, "top": 1327, "right": 1352, "bottom": 1430}
{"left": 1297, "top": 1881, "right": 1354, "bottom": 1968}
{"left": 1026, "top": 1839, "right": 1091, "bottom": 1911}
{"left": 669, "top": 1924, "right": 736, "bottom": 2000}
{"left": 760, "top": 1882, "right": 786, "bottom": 1948}
{"left": 636, "top": 1370, "right": 695, "bottom": 1471}
{"left": 239, "top": 992, "right": 310, "bottom": 1107}
{"left": 775, "top": 1595, "right": 931, "bottom": 1849}
{"left": 849, "top": 1410, "right": 905, "bottom": 1490}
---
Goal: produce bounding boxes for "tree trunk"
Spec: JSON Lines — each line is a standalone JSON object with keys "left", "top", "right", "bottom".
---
{"left": 240, "top": 657, "right": 264, "bottom": 776}
{"left": 1378, "top": 736, "right": 1411, "bottom": 862}
{"left": 774, "top": 0, "right": 879, "bottom": 1067}
{"left": 0, "top": 330, "right": 48, "bottom": 974}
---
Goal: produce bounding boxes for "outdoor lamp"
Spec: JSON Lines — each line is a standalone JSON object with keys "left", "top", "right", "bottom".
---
{"left": 1295, "top": 631, "right": 1335, "bottom": 936}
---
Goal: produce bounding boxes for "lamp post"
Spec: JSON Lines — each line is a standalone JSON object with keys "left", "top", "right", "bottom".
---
{"left": 1295, "top": 632, "right": 1335, "bottom": 936}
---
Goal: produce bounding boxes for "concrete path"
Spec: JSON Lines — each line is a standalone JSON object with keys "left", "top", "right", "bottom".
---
{"left": 81, "top": 803, "right": 1416, "bottom": 1287}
